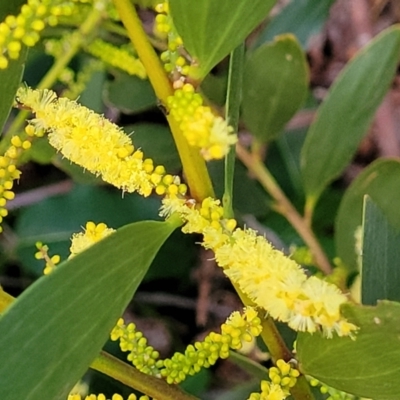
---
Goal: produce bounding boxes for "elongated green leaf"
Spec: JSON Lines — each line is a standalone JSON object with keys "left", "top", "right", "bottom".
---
{"left": 335, "top": 159, "right": 400, "bottom": 271}
{"left": 255, "top": 0, "right": 336, "bottom": 49}
{"left": 242, "top": 34, "right": 308, "bottom": 143}
{"left": 301, "top": 25, "right": 400, "bottom": 211}
{"left": 297, "top": 301, "right": 400, "bottom": 399}
{"left": 361, "top": 196, "right": 400, "bottom": 305}
{"left": 169, "top": 0, "right": 277, "bottom": 79}
{"left": 0, "top": 46, "right": 27, "bottom": 134}
{"left": 0, "top": 218, "right": 179, "bottom": 400}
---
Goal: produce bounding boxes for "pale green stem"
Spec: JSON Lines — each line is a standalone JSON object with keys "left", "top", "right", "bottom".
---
{"left": 236, "top": 143, "right": 332, "bottom": 274}
{"left": 223, "top": 43, "right": 244, "bottom": 219}
{"left": 112, "top": 0, "right": 214, "bottom": 201}
{"left": 4, "top": 2, "right": 105, "bottom": 143}
{"left": 91, "top": 351, "right": 199, "bottom": 400}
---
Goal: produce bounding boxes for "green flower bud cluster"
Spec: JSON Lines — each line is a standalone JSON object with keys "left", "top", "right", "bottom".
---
{"left": 154, "top": 1, "right": 190, "bottom": 81}
{"left": 111, "top": 307, "right": 262, "bottom": 385}
{"left": 110, "top": 318, "right": 161, "bottom": 376}
{"left": 166, "top": 83, "right": 236, "bottom": 160}
{"left": 86, "top": 39, "right": 147, "bottom": 78}
{"left": 309, "top": 378, "right": 355, "bottom": 400}
{"left": 0, "top": 0, "right": 87, "bottom": 69}
{"left": 157, "top": 307, "right": 262, "bottom": 384}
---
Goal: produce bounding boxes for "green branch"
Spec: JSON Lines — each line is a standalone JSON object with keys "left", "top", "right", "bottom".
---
{"left": 112, "top": 0, "right": 214, "bottom": 202}
{"left": 91, "top": 351, "right": 199, "bottom": 400}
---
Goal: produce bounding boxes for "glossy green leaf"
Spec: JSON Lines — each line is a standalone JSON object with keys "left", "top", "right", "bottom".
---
{"left": 297, "top": 301, "right": 400, "bottom": 399}
{"left": 169, "top": 0, "right": 277, "bottom": 79}
{"left": 242, "top": 34, "right": 308, "bottom": 143}
{"left": 104, "top": 73, "right": 156, "bottom": 114}
{"left": 0, "top": 46, "right": 27, "bottom": 134}
{"left": 361, "top": 196, "right": 400, "bottom": 305}
{"left": 0, "top": 218, "right": 179, "bottom": 400}
{"left": 335, "top": 159, "right": 400, "bottom": 271}
{"left": 255, "top": 0, "right": 336, "bottom": 48}
{"left": 301, "top": 25, "right": 400, "bottom": 211}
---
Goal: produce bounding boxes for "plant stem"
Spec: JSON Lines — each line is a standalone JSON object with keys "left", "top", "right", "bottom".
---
{"left": 4, "top": 1, "right": 105, "bottom": 143}
{"left": 230, "top": 281, "right": 315, "bottom": 400}
{"left": 236, "top": 144, "right": 332, "bottom": 275}
{"left": 112, "top": 0, "right": 214, "bottom": 202}
{"left": 223, "top": 43, "right": 244, "bottom": 219}
{"left": 91, "top": 351, "right": 199, "bottom": 400}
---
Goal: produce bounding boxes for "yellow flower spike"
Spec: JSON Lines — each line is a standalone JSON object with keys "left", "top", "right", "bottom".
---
{"left": 161, "top": 195, "right": 357, "bottom": 338}
{"left": 16, "top": 87, "right": 185, "bottom": 198}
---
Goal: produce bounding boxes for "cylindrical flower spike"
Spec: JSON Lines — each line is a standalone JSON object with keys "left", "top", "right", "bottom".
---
{"left": 15, "top": 87, "right": 187, "bottom": 198}
{"left": 160, "top": 196, "right": 358, "bottom": 338}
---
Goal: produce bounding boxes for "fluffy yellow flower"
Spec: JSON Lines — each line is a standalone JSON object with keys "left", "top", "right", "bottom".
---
{"left": 160, "top": 196, "right": 358, "bottom": 338}
{"left": 15, "top": 87, "right": 187, "bottom": 198}
{"left": 69, "top": 221, "right": 115, "bottom": 258}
